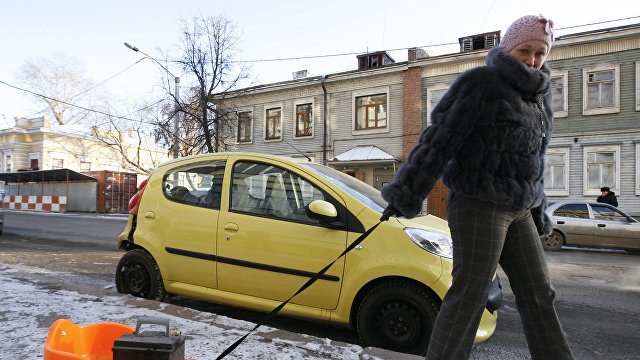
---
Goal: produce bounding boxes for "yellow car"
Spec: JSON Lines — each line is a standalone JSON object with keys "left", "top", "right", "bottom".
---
{"left": 116, "top": 152, "right": 500, "bottom": 355}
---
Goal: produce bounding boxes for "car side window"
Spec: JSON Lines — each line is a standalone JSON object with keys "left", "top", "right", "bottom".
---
{"left": 162, "top": 160, "right": 226, "bottom": 209}
{"left": 230, "top": 161, "right": 325, "bottom": 223}
{"left": 554, "top": 204, "right": 589, "bottom": 219}
{"left": 591, "top": 204, "right": 627, "bottom": 222}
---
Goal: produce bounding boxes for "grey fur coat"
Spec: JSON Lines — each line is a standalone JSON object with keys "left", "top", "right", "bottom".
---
{"left": 381, "top": 46, "right": 553, "bottom": 235}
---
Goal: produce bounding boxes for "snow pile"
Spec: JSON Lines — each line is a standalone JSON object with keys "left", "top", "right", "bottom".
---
{"left": 0, "top": 265, "right": 380, "bottom": 360}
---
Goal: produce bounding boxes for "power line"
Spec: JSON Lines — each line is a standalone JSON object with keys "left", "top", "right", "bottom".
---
{"left": 231, "top": 15, "right": 640, "bottom": 64}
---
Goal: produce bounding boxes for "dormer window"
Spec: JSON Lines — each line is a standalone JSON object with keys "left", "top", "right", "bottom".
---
{"left": 357, "top": 51, "right": 395, "bottom": 70}
{"left": 459, "top": 31, "right": 500, "bottom": 52}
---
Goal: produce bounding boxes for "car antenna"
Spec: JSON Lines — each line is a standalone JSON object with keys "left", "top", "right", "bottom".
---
{"left": 284, "top": 139, "right": 312, "bottom": 162}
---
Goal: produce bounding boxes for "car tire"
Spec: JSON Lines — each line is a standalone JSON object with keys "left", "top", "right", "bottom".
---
{"left": 356, "top": 280, "right": 439, "bottom": 355}
{"left": 115, "top": 248, "right": 165, "bottom": 301}
{"left": 541, "top": 230, "right": 564, "bottom": 251}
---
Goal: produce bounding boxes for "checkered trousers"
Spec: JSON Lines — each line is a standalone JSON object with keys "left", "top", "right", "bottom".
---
{"left": 426, "top": 193, "right": 574, "bottom": 360}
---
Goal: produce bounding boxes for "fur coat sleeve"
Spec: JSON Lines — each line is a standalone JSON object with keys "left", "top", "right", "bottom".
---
{"left": 380, "top": 70, "right": 487, "bottom": 218}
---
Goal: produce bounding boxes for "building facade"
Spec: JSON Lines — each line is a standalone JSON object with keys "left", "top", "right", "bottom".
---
{"left": 0, "top": 116, "right": 169, "bottom": 182}
{"left": 217, "top": 23, "right": 640, "bottom": 216}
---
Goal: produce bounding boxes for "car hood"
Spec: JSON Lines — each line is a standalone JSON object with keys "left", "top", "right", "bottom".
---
{"left": 396, "top": 214, "right": 450, "bottom": 234}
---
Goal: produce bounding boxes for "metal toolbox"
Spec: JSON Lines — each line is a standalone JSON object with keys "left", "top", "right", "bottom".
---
{"left": 113, "top": 317, "right": 185, "bottom": 360}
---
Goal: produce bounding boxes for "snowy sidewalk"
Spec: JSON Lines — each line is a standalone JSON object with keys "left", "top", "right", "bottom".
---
{"left": 0, "top": 265, "right": 421, "bottom": 360}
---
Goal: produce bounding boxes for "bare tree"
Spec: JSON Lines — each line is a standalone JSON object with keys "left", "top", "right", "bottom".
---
{"left": 163, "top": 14, "right": 251, "bottom": 154}
{"left": 17, "top": 53, "right": 95, "bottom": 125}
{"left": 89, "top": 99, "right": 169, "bottom": 175}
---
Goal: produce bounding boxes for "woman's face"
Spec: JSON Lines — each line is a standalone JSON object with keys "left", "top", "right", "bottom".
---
{"left": 508, "top": 39, "right": 549, "bottom": 69}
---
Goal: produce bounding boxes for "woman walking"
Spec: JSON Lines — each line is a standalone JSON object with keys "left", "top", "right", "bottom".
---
{"left": 381, "top": 15, "right": 574, "bottom": 360}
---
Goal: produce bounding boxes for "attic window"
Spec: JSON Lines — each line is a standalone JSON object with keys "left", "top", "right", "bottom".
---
{"left": 459, "top": 31, "right": 500, "bottom": 53}
{"left": 357, "top": 52, "right": 395, "bottom": 70}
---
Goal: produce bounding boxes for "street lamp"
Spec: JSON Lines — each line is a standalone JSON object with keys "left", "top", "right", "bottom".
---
{"left": 124, "top": 42, "right": 180, "bottom": 159}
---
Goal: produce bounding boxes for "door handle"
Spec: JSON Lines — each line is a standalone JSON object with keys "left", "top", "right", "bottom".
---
{"left": 556, "top": 220, "right": 565, "bottom": 224}
{"left": 597, "top": 223, "right": 606, "bottom": 227}
{"left": 144, "top": 211, "right": 155, "bottom": 220}
{"left": 224, "top": 223, "right": 239, "bottom": 232}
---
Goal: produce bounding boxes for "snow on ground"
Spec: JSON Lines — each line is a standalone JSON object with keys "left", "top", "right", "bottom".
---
{"left": 0, "top": 265, "right": 391, "bottom": 360}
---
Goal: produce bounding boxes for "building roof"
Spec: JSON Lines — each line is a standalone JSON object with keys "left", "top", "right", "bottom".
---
{"left": 328, "top": 145, "right": 399, "bottom": 163}
{"left": 0, "top": 169, "right": 97, "bottom": 183}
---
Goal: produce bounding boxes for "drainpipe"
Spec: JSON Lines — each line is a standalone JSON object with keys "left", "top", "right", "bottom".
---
{"left": 320, "top": 75, "right": 328, "bottom": 165}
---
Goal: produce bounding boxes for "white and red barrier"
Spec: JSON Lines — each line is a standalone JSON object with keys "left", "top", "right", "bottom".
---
{"left": 2, "top": 195, "right": 67, "bottom": 212}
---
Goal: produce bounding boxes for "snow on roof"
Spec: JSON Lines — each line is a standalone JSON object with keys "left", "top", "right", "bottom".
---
{"left": 329, "top": 145, "right": 399, "bottom": 162}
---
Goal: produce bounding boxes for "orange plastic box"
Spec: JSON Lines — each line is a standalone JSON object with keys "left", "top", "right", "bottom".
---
{"left": 44, "top": 319, "right": 135, "bottom": 360}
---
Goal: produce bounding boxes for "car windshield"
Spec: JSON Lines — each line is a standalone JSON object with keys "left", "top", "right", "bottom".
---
{"left": 301, "top": 163, "right": 387, "bottom": 212}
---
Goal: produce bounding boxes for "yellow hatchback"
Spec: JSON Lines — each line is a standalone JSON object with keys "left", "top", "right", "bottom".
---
{"left": 116, "top": 152, "right": 500, "bottom": 355}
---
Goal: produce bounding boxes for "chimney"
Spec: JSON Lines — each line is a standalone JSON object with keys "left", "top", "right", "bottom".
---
{"left": 408, "top": 48, "right": 432, "bottom": 62}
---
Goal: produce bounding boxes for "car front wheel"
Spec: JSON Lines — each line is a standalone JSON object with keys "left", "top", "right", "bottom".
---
{"left": 541, "top": 230, "right": 564, "bottom": 251}
{"left": 115, "top": 248, "right": 165, "bottom": 301}
{"left": 356, "top": 280, "right": 439, "bottom": 355}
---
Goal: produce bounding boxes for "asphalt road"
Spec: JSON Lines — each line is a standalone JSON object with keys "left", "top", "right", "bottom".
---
{"left": 1, "top": 210, "right": 639, "bottom": 359}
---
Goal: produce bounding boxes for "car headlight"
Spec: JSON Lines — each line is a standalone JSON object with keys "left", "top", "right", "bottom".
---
{"left": 404, "top": 227, "right": 453, "bottom": 258}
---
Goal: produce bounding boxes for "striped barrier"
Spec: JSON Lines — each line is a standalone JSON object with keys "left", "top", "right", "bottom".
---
{"left": 2, "top": 195, "right": 67, "bottom": 212}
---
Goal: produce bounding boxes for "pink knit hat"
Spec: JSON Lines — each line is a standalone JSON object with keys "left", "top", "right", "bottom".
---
{"left": 499, "top": 15, "right": 554, "bottom": 54}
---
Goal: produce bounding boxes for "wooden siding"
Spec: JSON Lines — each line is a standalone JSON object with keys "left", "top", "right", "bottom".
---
{"left": 226, "top": 72, "right": 405, "bottom": 163}
{"left": 328, "top": 77, "right": 404, "bottom": 161}
{"left": 547, "top": 47, "right": 640, "bottom": 134}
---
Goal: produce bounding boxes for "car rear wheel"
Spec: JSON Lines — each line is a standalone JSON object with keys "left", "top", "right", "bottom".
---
{"left": 541, "top": 230, "right": 564, "bottom": 251}
{"left": 356, "top": 280, "right": 439, "bottom": 355}
{"left": 115, "top": 248, "right": 165, "bottom": 301}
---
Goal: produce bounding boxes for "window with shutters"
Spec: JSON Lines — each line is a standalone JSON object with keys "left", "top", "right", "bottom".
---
{"left": 458, "top": 31, "right": 500, "bottom": 52}
{"left": 583, "top": 64, "right": 620, "bottom": 115}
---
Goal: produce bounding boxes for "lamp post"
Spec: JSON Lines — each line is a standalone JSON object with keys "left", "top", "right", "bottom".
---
{"left": 124, "top": 42, "right": 180, "bottom": 159}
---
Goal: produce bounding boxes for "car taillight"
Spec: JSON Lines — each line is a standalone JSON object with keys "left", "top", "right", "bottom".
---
{"left": 129, "top": 175, "right": 151, "bottom": 215}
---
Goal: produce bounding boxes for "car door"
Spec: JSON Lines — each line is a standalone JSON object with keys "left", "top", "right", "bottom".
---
{"left": 216, "top": 159, "right": 348, "bottom": 310}
{"left": 551, "top": 203, "right": 597, "bottom": 246}
{"left": 590, "top": 204, "right": 640, "bottom": 249}
{"left": 154, "top": 160, "right": 226, "bottom": 289}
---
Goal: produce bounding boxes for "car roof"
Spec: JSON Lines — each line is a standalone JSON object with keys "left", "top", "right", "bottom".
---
{"left": 548, "top": 200, "right": 623, "bottom": 212}
{"left": 154, "top": 152, "right": 313, "bottom": 171}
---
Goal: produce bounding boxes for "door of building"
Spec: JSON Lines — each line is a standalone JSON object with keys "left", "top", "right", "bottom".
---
{"left": 427, "top": 178, "right": 449, "bottom": 220}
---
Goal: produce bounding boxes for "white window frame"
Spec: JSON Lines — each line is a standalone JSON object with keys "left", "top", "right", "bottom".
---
{"left": 235, "top": 108, "right": 254, "bottom": 145}
{"left": 550, "top": 70, "right": 568, "bottom": 118}
{"left": 636, "top": 142, "right": 640, "bottom": 195}
{"left": 544, "top": 147, "right": 570, "bottom": 196}
{"left": 636, "top": 62, "right": 640, "bottom": 111}
{"left": 426, "top": 84, "right": 450, "bottom": 125}
{"left": 4, "top": 151, "right": 12, "bottom": 172}
{"left": 352, "top": 86, "right": 390, "bottom": 136}
{"left": 583, "top": 64, "right": 620, "bottom": 116}
{"left": 292, "top": 98, "right": 315, "bottom": 139}
{"left": 263, "top": 103, "right": 283, "bottom": 143}
{"left": 583, "top": 144, "right": 620, "bottom": 196}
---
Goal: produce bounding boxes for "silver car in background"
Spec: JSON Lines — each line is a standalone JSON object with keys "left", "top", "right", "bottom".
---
{"left": 541, "top": 201, "right": 640, "bottom": 254}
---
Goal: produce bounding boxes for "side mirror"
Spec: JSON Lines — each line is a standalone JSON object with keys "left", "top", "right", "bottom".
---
{"left": 306, "top": 200, "right": 338, "bottom": 224}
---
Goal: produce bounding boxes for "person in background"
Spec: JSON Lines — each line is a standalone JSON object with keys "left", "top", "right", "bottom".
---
{"left": 597, "top": 186, "right": 618, "bottom": 207}
{"left": 380, "top": 15, "right": 574, "bottom": 360}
